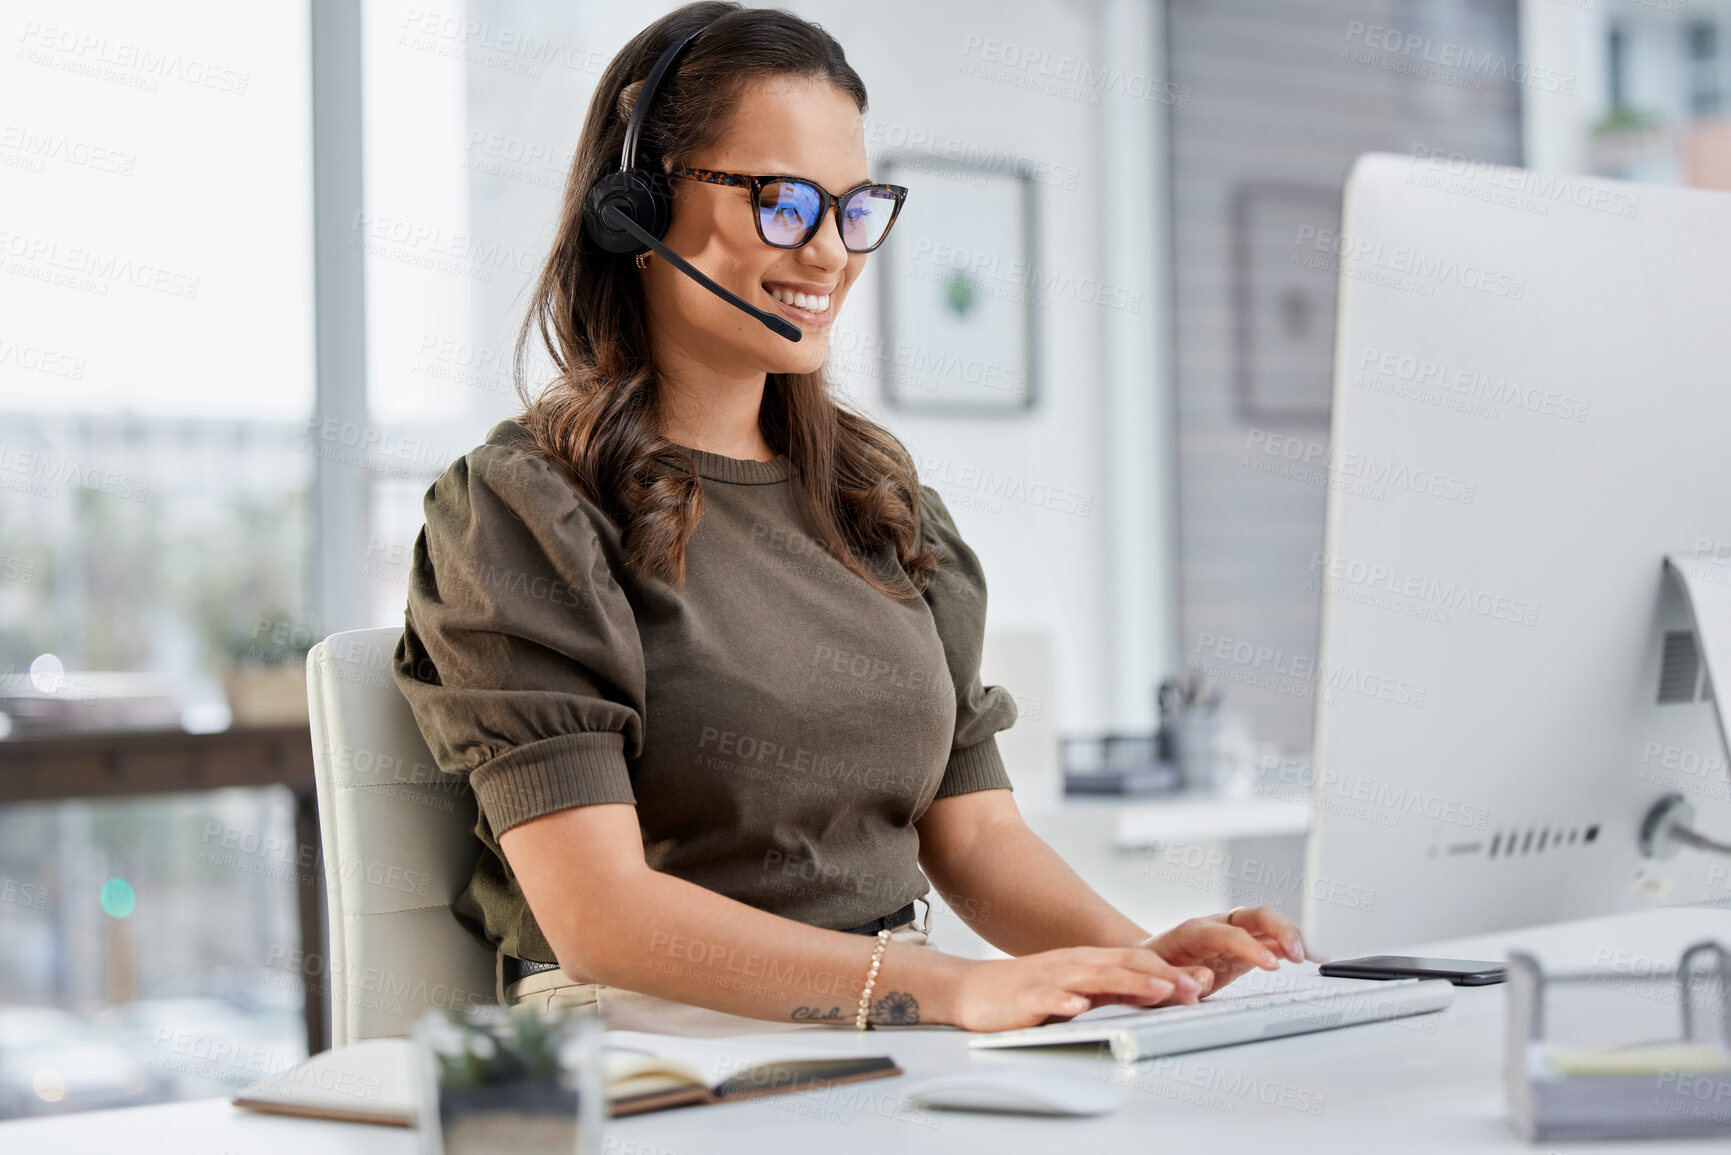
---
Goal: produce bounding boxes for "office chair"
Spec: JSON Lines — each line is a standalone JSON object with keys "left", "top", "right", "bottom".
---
{"left": 305, "top": 626, "right": 498, "bottom": 1048}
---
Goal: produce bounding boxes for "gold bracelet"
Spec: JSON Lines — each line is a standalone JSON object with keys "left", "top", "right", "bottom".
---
{"left": 855, "top": 928, "right": 892, "bottom": 1031}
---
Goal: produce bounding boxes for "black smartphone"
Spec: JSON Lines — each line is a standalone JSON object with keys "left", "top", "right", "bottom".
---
{"left": 1318, "top": 955, "right": 1506, "bottom": 985}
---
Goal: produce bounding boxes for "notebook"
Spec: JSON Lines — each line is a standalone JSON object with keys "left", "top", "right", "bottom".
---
{"left": 601, "top": 1030, "right": 901, "bottom": 1116}
{"left": 231, "top": 1038, "right": 416, "bottom": 1127}
{"left": 232, "top": 1032, "right": 901, "bottom": 1125}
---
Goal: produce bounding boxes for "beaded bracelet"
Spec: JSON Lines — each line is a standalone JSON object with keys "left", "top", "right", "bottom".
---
{"left": 854, "top": 927, "right": 892, "bottom": 1030}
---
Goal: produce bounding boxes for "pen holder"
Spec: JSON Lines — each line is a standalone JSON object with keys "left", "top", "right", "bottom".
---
{"left": 414, "top": 1001, "right": 605, "bottom": 1155}
{"left": 1169, "top": 708, "right": 1259, "bottom": 798}
{"left": 1168, "top": 708, "right": 1219, "bottom": 793}
{"left": 1505, "top": 939, "right": 1731, "bottom": 1142}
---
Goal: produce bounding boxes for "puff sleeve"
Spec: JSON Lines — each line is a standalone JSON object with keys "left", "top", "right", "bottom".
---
{"left": 392, "top": 438, "right": 644, "bottom": 836}
{"left": 917, "top": 485, "right": 1019, "bottom": 797}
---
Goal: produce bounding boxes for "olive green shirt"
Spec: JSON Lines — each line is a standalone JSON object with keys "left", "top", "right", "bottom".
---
{"left": 393, "top": 419, "right": 1017, "bottom": 961}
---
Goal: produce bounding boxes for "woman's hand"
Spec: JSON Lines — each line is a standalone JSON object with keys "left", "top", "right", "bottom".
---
{"left": 949, "top": 946, "right": 1209, "bottom": 1032}
{"left": 1144, "top": 906, "right": 1313, "bottom": 998}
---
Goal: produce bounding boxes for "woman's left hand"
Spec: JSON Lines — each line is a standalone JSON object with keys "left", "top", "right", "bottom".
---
{"left": 1144, "top": 907, "right": 1311, "bottom": 999}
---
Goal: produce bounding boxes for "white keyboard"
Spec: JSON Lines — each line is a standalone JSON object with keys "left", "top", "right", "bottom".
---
{"left": 968, "top": 975, "right": 1457, "bottom": 1063}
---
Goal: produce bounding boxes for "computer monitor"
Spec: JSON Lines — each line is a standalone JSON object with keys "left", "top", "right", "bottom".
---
{"left": 1300, "top": 153, "right": 1731, "bottom": 958}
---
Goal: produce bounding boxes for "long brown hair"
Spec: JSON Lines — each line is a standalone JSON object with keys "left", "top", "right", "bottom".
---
{"left": 511, "top": 1, "right": 936, "bottom": 599}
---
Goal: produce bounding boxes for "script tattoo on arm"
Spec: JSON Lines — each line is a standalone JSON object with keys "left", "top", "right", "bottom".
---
{"left": 788, "top": 992, "right": 921, "bottom": 1024}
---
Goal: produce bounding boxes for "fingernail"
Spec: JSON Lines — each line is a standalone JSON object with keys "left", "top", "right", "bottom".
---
{"left": 1152, "top": 976, "right": 1175, "bottom": 992}
{"left": 1175, "top": 973, "right": 1199, "bottom": 992}
{"left": 1263, "top": 951, "right": 1280, "bottom": 967}
{"left": 1287, "top": 934, "right": 1304, "bottom": 959}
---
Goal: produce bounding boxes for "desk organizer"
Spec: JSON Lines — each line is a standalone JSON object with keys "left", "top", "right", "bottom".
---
{"left": 1060, "top": 733, "right": 1182, "bottom": 796}
{"left": 1506, "top": 938, "right": 1731, "bottom": 1141}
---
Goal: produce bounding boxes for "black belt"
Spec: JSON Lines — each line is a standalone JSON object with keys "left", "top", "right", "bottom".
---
{"left": 502, "top": 902, "right": 918, "bottom": 988}
{"left": 840, "top": 901, "right": 917, "bottom": 936}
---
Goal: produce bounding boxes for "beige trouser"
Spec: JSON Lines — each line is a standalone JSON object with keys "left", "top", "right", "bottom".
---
{"left": 498, "top": 897, "right": 937, "bottom": 1037}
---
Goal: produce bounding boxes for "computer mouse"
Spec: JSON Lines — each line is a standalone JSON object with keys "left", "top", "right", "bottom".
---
{"left": 900, "top": 1067, "right": 1124, "bottom": 1116}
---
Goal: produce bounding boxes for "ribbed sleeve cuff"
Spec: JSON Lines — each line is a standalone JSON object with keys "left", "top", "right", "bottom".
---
{"left": 934, "top": 736, "right": 1014, "bottom": 798}
{"left": 469, "top": 731, "right": 636, "bottom": 835}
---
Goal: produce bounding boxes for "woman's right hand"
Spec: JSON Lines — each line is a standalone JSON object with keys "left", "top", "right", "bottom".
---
{"left": 949, "top": 947, "right": 1209, "bottom": 1033}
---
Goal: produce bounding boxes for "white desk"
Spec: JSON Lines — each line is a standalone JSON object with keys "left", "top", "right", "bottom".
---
{"left": 5, "top": 905, "right": 1726, "bottom": 1153}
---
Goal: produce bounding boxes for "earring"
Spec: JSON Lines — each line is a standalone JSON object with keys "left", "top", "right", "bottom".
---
{"left": 635, "top": 252, "right": 650, "bottom": 269}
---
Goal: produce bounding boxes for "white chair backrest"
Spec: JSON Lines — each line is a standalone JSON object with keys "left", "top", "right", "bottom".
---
{"left": 306, "top": 626, "right": 497, "bottom": 1048}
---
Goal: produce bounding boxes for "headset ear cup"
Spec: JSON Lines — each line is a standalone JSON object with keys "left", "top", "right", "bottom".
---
{"left": 584, "top": 170, "right": 671, "bottom": 254}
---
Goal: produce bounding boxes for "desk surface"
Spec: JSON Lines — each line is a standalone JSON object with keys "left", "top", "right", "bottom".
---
{"left": 5, "top": 904, "right": 1727, "bottom": 1154}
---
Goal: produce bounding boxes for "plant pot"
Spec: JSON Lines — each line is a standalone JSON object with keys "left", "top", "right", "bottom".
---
{"left": 223, "top": 663, "right": 309, "bottom": 726}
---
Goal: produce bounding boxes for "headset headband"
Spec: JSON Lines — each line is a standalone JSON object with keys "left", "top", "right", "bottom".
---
{"left": 619, "top": 25, "right": 707, "bottom": 174}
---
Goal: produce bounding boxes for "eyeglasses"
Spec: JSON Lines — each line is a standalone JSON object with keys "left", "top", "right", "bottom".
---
{"left": 669, "top": 167, "right": 908, "bottom": 253}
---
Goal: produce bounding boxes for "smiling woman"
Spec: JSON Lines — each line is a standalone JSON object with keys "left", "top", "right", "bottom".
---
{"left": 391, "top": 0, "right": 1309, "bottom": 1037}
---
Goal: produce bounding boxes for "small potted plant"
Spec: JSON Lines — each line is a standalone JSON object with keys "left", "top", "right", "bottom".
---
{"left": 414, "top": 1001, "right": 604, "bottom": 1155}
{"left": 217, "top": 606, "right": 318, "bottom": 727}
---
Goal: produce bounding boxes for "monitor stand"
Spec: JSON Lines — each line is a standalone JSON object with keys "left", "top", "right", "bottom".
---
{"left": 1639, "top": 554, "right": 1731, "bottom": 861}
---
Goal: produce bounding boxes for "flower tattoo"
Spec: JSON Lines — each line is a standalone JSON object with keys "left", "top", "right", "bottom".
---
{"left": 871, "top": 990, "right": 920, "bottom": 1025}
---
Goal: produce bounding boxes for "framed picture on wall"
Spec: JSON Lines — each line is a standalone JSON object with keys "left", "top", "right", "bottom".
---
{"left": 874, "top": 156, "right": 1038, "bottom": 414}
{"left": 1230, "top": 182, "right": 1342, "bottom": 426}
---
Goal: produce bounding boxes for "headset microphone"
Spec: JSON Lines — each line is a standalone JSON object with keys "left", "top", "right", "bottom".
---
{"left": 602, "top": 205, "right": 802, "bottom": 343}
{"left": 583, "top": 24, "right": 802, "bottom": 344}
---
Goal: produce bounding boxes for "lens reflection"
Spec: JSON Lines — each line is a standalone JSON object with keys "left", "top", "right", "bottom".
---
{"left": 839, "top": 186, "right": 899, "bottom": 251}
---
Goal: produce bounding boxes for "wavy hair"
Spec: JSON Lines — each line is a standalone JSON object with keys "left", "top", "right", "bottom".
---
{"left": 511, "top": 1, "right": 936, "bottom": 599}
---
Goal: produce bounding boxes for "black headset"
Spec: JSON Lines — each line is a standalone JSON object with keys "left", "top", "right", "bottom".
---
{"left": 581, "top": 24, "right": 705, "bottom": 257}
{"left": 580, "top": 22, "right": 801, "bottom": 342}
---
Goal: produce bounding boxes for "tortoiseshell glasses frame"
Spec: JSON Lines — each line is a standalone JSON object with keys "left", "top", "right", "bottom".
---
{"left": 669, "top": 167, "right": 909, "bottom": 253}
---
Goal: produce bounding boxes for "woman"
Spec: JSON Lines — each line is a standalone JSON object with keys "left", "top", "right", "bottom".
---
{"left": 393, "top": 1, "right": 1309, "bottom": 1036}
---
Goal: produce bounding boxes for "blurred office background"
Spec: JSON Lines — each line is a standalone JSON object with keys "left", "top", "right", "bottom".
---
{"left": 3, "top": 0, "right": 1728, "bottom": 1117}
